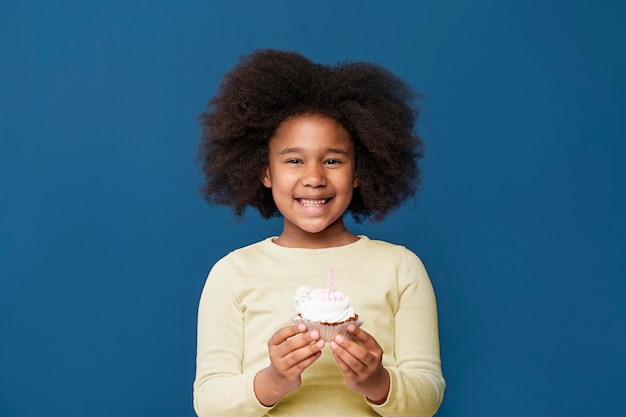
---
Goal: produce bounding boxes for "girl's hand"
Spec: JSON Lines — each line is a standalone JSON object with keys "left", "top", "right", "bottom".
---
{"left": 329, "top": 324, "right": 390, "bottom": 404}
{"left": 254, "top": 323, "right": 324, "bottom": 406}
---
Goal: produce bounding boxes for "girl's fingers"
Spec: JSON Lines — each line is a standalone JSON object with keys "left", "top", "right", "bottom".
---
{"left": 348, "top": 326, "right": 380, "bottom": 354}
{"left": 278, "top": 337, "right": 324, "bottom": 370}
{"left": 268, "top": 323, "right": 307, "bottom": 346}
{"left": 330, "top": 330, "right": 389, "bottom": 400}
{"left": 268, "top": 324, "right": 324, "bottom": 372}
{"left": 330, "top": 335, "right": 368, "bottom": 371}
{"left": 330, "top": 330, "right": 383, "bottom": 374}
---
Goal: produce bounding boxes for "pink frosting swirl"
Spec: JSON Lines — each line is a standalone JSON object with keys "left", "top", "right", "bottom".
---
{"left": 307, "top": 288, "right": 345, "bottom": 302}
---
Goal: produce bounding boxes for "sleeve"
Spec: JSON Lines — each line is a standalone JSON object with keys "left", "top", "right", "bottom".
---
{"left": 193, "top": 258, "right": 274, "bottom": 417}
{"left": 369, "top": 249, "right": 446, "bottom": 416}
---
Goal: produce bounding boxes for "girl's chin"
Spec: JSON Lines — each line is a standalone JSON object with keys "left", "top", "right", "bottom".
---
{"left": 284, "top": 219, "right": 345, "bottom": 236}
{"left": 293, "top": 226, "right": 333, "bottom": 235}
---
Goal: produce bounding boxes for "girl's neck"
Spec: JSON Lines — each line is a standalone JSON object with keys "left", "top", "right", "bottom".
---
{"left": 273, "top": 220, "right": 359, "bottom": 249}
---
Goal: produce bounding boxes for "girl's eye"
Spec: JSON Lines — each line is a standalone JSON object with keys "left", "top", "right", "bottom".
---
{"left": 325, "top": 159, "right": 341, "bottom": 165}
{"left": 285, "top": 159, "right": 302, "bottom": 164}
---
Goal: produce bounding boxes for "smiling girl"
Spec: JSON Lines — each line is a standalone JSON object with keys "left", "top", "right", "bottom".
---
{"left": 193, "top": 49, "right": 445, "bottom": 417}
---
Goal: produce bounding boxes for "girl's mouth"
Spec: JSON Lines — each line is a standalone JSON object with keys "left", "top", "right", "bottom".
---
{"left": 297, "top": 198, "right": 330, "bottom": 207}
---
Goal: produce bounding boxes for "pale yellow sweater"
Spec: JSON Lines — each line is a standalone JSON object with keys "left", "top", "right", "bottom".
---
{"left": 194, "top": 236, "right": 445, "bottom": 416}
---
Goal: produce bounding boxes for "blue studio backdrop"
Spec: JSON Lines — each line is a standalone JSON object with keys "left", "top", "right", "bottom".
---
{"left": 1, "top": 1, "right": 625, "bottom": 416}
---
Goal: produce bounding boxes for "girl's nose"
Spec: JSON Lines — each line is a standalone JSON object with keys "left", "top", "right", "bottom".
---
{"left": 301, "top": 163, "right": 326, "bottom": 187}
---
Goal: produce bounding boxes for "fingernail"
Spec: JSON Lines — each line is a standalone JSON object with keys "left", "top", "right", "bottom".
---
{"left": 298, "top": 323, "right": 307, "bottom": 332}
{"left": 316, "top": 339, "right": 325, "bottom": 349}
{"left": 329, "top": 341, "right": 338, "bottom": 350}
{"left": 335, "top": 334, "right": 344, "bottom": 343}
{"left": 310, "top": 330, "right": 320, "bottom": 339}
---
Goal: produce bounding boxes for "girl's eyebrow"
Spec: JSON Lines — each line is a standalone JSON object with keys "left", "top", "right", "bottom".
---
{"left": 326, "top": 148, "right": 350, "bottom": 155}
{"left": 278, "top": 147, "right": 301, "bottom": 154}
{"left": 278, "top": 147, "right": 349, "bottom": 155}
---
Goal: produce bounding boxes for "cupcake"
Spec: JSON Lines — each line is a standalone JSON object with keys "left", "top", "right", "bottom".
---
{"left": 293, "top": 267, "right": 362, "bottom": 342}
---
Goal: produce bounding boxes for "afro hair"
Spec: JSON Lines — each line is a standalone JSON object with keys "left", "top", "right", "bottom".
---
{"left": 198, "top": 49, "right": 424, "bottom": 222}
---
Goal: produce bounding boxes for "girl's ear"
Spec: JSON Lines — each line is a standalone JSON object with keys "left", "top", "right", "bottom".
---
{"left": 353, "top": 175, "right": 359, "bottom": 188}
{"left": 261, "top": 167, "right": 272, "bottom": 188}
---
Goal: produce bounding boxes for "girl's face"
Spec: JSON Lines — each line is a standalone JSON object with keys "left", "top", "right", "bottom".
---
{"left": 262, "top": 114, "right": 358, "bottom": 247}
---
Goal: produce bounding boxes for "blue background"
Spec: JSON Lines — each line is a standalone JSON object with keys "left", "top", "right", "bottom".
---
{"left": 1, "top": 1, "right": 625, "bottom": 416}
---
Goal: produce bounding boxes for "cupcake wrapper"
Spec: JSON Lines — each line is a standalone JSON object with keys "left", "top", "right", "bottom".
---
{"left": 292, "top": 315, "right": 363, "bottom": 343}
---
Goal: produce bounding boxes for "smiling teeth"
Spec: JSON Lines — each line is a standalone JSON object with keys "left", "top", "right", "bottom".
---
{"left": 300, "top": 199, "right": 327, "bottom": 207}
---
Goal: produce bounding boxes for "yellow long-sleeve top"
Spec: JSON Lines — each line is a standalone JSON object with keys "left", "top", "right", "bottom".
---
{"left": 194, "top": 236, "right": 445, "bottom": 416}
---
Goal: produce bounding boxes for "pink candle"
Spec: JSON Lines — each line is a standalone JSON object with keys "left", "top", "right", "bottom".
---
{"left": 327, "top": 267, "right": 333, "bottom": 291}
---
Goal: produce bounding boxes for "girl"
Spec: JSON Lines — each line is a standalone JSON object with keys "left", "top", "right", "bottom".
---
{"left": 194, "top": 49, "right": 445, "bottom": 417}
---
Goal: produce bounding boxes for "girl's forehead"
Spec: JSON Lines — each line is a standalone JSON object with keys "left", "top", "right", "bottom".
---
{"left": 270, "top": 115, "right": 352, "bottom": 149}
{"left": 274, "top": 114, "right": 349, "bottom": 137}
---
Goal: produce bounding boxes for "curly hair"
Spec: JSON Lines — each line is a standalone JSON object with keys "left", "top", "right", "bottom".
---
{"left": 198, "top": 49, "right": 424, "bottom": 222}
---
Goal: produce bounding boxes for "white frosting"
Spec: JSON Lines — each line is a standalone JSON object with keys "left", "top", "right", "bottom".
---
{"left": 294, "top": 286, "right": 313, "bottom": 313}
{"left": 298, "top": 299, "right": 356, "bottom": 322}
{"left": 294, "top": 286, "right": 356, "bottom": 323}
